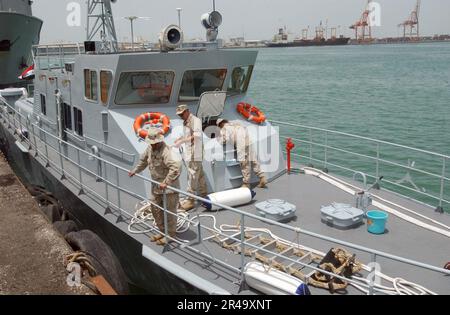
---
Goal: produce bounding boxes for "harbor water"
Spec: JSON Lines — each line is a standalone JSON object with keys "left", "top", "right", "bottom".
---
{"left": 250, "top": 42, "right": 450, "bottom": 210}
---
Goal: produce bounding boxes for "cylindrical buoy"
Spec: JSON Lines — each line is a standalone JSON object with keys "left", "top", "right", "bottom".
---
{"left": 204, "top": 188, "right": 256, "bottom": 211}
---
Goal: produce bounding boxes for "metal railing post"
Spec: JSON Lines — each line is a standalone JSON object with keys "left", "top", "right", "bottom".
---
{"left": 376, "top": 143, "right": 380, "bottom": 179}
{"left": 58, "top": 140, "right": 65, "bottom": 179}
{"left": 309, "top": 128, "right": 313, "bottom": 165}
{"left": 324, "top": 131, "right": 328, "bottom": 170}
{"left": 104, "top": 164, "right": 111, "bottom": 213}
{"left": 163, "top": 191, "right": 169, "bottom": 242}
{"left": 77, "top": 148, "right": 84, "bottom": 195}
{"left": 369, "top": 253, "right": 377, "bottom": 295}
{"left": 116, "top": 166, "right": 122, "bottom": 213}
{"left": 437, "top": 157, "right": 446, "bottom": 213}
{"left": 240, "top": 214, "right": 246, "bottom": 283}
{"left": 44, "top": 135, "right": 50, "bottom": 167}
{"left": 32, "top": 124, "right": 38, "bottom": 157}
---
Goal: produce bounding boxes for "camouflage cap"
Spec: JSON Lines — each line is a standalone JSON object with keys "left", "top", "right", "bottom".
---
{"left": 145, "top": 128, "right": 164, "bottom": 145}
{"left": 176, "top": 104, "right": 189, "bottom": 115}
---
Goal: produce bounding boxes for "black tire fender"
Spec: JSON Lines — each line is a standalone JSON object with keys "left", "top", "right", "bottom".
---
{"left": 65, "top": 230, "right": 129, "bottom": 295}
{"left": 35, "top": 193, "right": 59, "bottom": 207}
{"left": 53, "top": 220, "right": 78, "bottom": 236}
{"left": 41, "top": 204, "right": 62, "bottom": 223}
{"left": 27, "top": 185, "right": 53, "bottom": 197}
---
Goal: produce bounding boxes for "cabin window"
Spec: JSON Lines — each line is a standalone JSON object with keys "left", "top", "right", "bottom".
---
{"left": 100, "top": 70, "right": 112, "bottom": 105}
{"left": 73, "top": 107, "right": 83, "bottom": 137}
{"left": 179, "top": 69, "right": 227, "bottom": 101}
{"left": 228, "top": 65, "right": 254, "bottom": 95}
{"left": 63, "top": 103, "right": 72, "bottom": 130}
{"left": 84, "top": 69, "right": 98, "bottom": 101}
{"left": 115, "top": 71, "right": 175, "bottom": 105}
{"left": 40, "top": 94, "right": 47, "bottom": 115}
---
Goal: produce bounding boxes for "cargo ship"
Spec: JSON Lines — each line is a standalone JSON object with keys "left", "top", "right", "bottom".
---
{"left": 267, "top": 23, "right": 350, "bottom": 47}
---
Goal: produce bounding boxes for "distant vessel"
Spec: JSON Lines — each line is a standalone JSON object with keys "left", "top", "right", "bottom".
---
{"left": 0, "top": 0, "right": 42, "bottom": 88}
{"left": 267, "top": 23, "right": 350, "bottom": 48}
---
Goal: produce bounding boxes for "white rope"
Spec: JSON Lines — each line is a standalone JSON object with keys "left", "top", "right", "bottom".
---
{"left": 214, "top": 223, "right": 438, "bottom": 295}
{"left": 302, "top": 167, "right": 450, "bottom": 237}
{"left": 127, "top": 200, "right": 437, "bottom": 295}
{"left": 128, "top": 201, "right": 192, "bottom": 235}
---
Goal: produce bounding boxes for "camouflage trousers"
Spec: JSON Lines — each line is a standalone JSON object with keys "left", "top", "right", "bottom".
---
{"left": 151, "top": 193, "right": 179, "bottom": 237}
{"left": 186, "top": 161, "right": 208, "bottom": 200}
{"left": 239, "top": 146, "right": 263, "bottom": 185}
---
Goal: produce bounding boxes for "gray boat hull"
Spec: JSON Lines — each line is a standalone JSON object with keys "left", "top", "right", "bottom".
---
{"left": 0, "top": 12, "right": 42, "bottom": 88}
{"left": 0, "top": 122, "right": 205, "bottom": 295}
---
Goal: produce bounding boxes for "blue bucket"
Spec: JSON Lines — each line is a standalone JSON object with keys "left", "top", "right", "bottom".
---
{"left": 366, "top": 210, "right": 388, "bottom": 234}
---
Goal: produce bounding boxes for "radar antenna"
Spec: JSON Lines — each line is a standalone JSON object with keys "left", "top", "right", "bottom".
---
{"left": 86, "top": 0, "right": 119, "bottom": 53}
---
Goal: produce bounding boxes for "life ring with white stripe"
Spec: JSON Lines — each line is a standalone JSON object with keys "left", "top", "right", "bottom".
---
{"left": 236, "top": 102, "right": 266, "bottom": 124}
{"left": 133, "top": 112, "right": 171, "bottom": 139}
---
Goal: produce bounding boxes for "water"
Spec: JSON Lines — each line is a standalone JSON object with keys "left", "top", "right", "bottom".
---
{"left": 248, "top": 43, "right": 450, "bottom": 211}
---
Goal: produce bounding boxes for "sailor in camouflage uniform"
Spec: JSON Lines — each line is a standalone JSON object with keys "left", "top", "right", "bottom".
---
{"left": 129, "top": 128, "right": 181, "bottom": 245}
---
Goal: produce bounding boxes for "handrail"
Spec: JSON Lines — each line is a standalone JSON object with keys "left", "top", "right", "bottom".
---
{"left": 271, "top": 119, "right": 450, "bottom": 159}
{"left": 1, "top": 102, "right": 449, "bottom": 295}
{"left": 273, "top": 119, "right": 449, "bottom": 212}
{"left": 84, "top": 134, "right": 136, "bottom": 161}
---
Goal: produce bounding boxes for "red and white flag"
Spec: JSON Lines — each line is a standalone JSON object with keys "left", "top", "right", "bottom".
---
{"left": 18, "top": 64, "right": 35, "bottom": 80}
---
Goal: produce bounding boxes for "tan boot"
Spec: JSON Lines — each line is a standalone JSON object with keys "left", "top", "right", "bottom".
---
{"left": 180, "top": 199, "right": 195, "bottom": 211}
{"left": 257, "top": 176, "right": 268, "bottom": 188}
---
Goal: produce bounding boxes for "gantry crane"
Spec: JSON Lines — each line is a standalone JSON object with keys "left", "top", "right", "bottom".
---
{"left": 350, "top": 0, "right": 373, "bottom": 42}
{"left": 398, "top": 0, "right": 421, "bottom": 40}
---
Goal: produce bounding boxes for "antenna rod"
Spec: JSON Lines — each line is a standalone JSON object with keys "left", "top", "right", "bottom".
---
{"left": 213, "top": 0, "right": 216, "bottom": 11}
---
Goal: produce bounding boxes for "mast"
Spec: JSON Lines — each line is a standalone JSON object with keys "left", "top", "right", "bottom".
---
{"left": 86, "top": 0, "right": 119, "bottom": 53}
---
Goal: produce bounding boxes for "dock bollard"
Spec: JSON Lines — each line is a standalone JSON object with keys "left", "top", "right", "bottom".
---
{"left": 286, "top": 138, "right": 295, "bottom": 174}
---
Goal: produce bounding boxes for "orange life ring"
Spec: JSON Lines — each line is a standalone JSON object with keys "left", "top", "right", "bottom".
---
{"left": 236, "top": 102, "right": 266, "bottom": 124}
{"left": 133, "top": 112, "right": 171, "bottom": 139}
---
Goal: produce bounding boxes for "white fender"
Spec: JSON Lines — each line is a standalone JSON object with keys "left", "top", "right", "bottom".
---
{"left": 244, "top": 261, "right": 310, "bottom": 295}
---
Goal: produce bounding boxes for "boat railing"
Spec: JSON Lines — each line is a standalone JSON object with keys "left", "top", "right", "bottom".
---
{"left": 271, "top": 120, "right": 450, "bottom": 214}
{"left": 83, "top": 134, "right": 136, "bottom": 163}
{"left": 33, "top": 43, "right": 85, "bottom": 71}
{"left": 1, "top": 102, "right": 449, "bottom": 295}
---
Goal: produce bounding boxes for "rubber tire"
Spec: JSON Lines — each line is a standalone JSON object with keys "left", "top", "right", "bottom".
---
{"left": 34, "top": 193, "right": 59, "bottom": 207}
{"left": 53, "top": 220, "right": 78, "bottom": 236}
{"left": 65, "top": 230, "right": 129, "bottom": 295}
{"left": 27, "top": 185, "right": 53, "bottom": 197}
{"left": 41, "top": 204, "right": 62, "bottom": 223}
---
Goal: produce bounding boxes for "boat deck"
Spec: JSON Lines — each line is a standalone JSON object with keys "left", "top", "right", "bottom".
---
{"left": 162, "top": 170, "right": 450, "bottom": 294}
{"left": 1, "top": 106, "right": 449, "bottom": 295}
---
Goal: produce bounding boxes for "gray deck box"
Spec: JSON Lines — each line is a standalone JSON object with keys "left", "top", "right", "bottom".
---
{"left": 255, "top": 199, "right": 297, "bottom": 222}
{"left": 321, "top": 203, "right": 365, "bottom": 229}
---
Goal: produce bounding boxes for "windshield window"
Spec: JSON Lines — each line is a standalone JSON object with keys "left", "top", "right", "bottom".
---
{"left": 228, "top": 65, "right": 253, "bottom": 95}
{"left": 115, "top": 71, "right": 175, "bottom": 105}
{"left": 179, "top": 69, "right": 227, "bottom": 101}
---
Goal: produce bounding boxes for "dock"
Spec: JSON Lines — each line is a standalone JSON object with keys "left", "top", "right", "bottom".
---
{"left": 0, "top": 152, "right": 91, "bottom": 295}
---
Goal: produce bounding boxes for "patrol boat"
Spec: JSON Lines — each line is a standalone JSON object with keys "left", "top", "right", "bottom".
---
{"left": 0, "top": 0, "right": 449, "bottom": 295}
{"left": 0, "top": 0, "right": 42, "bottom": 88}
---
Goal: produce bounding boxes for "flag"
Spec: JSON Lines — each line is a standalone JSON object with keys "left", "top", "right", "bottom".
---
{"left": 18, "top": 64, "right": 35, "bottom": 80}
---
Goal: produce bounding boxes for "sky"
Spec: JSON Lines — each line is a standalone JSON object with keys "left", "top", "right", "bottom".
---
{"left": 33, "top": 0, "right": 450, "bottom": 44}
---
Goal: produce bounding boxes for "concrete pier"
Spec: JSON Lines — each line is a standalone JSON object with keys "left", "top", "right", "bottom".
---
{"left": 0, "top": 153, "right": 91, "bottom": 295}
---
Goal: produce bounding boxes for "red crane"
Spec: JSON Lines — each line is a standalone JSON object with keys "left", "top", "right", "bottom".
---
{"left": 350, "top": 0, "right": 373, "bottom": 42}
{"left": 398, "top": 0, "right": 421, "bottom": 40}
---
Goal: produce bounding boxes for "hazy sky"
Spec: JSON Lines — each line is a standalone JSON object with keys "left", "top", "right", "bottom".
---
{"left": 33, "top": 0, "right": 450, "bottom": 43}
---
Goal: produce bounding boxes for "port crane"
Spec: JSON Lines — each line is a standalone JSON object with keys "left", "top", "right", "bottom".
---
{"left": 350, "top": 0, "right": 373, "bottom": 42}
{"left": 398, "top": 0, "right": 421, "bottom": 40}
